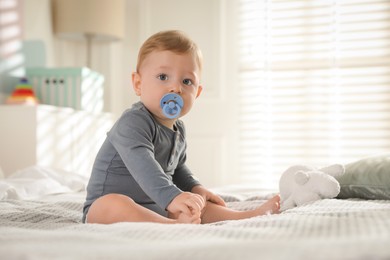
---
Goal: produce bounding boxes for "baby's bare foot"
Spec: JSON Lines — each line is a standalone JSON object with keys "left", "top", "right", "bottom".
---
{"left": 177, "top": 211, "right": 201, "bottom": 224}
{"left": 255, "top": 195, "right": 280, "bottom": 216}
{"left": 169, "top": 211, "right": 201, "bottom": 224}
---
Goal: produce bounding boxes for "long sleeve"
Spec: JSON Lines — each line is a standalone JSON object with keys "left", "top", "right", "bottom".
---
{"left": 173, "top": 162, "right": 201, "bottom": 192}
{"left": 107, "top": 109, "right": 182, "bottom": 210}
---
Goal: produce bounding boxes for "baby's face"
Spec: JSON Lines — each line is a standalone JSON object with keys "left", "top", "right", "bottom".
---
{"left": 133, "top": 50, "right": 202, "bottom": 128}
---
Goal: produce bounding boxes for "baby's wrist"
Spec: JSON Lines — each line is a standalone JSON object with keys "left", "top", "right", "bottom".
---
{"left": 191, "top": 185, "right": 203, "bottom": 193}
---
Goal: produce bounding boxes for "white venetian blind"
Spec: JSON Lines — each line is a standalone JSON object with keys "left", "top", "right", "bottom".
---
{"left": 238, "top": 0, "right": 390, "bottom": 188}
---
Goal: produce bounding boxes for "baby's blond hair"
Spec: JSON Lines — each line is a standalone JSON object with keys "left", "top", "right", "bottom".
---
{"left": 136, "top": 30, "right": 203, "bottom": 73}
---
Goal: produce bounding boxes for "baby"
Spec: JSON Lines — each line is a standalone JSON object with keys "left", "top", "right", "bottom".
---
{"left": 83, "top": 30, "right": 280, "bottom": 224}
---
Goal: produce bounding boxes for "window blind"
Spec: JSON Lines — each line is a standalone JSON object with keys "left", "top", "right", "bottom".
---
{"left": 238, "top": 0, "right": 390, "bottom": 188}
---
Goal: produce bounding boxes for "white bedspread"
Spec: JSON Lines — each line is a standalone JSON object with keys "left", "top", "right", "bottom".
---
{"left": 0, "top": 166, "right": 87, "bottom": 200}
{"left": 1, "top": 192, "right": 390, "bottom": 260}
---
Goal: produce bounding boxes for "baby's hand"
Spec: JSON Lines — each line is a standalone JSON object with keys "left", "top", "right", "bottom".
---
{"left": 174, "top": 209, "right": 202, "bottom": 224}
{"left": 167, "top": 192, "right": 205, "bottom": 219}
{"left": 191, "top": 185, "right": 226, "bottom": 207}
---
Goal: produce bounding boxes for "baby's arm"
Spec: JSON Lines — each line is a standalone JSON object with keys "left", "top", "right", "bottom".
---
{"left": 166, "top": 192, "right": 205, "bottom": 220}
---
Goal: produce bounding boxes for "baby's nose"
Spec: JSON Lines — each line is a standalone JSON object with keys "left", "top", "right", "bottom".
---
{"left": 169, "top": 82, "right": 182, "bottom": 93}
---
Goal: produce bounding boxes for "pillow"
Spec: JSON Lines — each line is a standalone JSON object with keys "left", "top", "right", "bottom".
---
{"left": 336, "top": 154, "right": 390, "bottom": 200}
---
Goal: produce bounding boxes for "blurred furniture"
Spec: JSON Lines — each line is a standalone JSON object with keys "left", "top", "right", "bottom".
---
{"left": 0, "top": 105, "right": 112, "bottom": 177}
{"left": 52, "top": 0, "right": 125, "bottom": 67}
{"left": 26, "top": 67, "right": 104, "bottom": 113}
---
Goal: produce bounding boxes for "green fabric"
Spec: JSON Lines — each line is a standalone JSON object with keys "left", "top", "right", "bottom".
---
{"left": 336, "top": 154, "right": 390, "bottom": 200}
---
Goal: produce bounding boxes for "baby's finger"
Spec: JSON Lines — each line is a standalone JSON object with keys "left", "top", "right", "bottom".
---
{"left": 177, "top": 203, "right": 192, "bottom": 216}
{"left": 210, "top": 195, "right": 226, "bottom": 207}
{"left": 186, "top": 199, "right": 202, "bottom": 214}
{"left": 188, "top": 213, "right": 201, "bottom": 224}
{"left": 188, "top": 194, "right": 204, "bottom": 211}
{"left": 193, "top": 194, "right": 206, "bottom": 208}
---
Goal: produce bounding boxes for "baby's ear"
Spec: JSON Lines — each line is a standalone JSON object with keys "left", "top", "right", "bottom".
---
{"left": 295, "top": 171, "right": 310, "bottom": 185}
{"left": 319, "top": 164, "right": 345, "bottom": 177}
{"left": 132, "top": 72, "right": 142, "bottom": 96}
{"left": 196, "top": 85, "right": 203, "bottom": 98}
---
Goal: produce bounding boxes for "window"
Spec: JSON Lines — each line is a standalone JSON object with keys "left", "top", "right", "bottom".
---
{"left": 238, "top": 0, "right": 390, "bottom": 188}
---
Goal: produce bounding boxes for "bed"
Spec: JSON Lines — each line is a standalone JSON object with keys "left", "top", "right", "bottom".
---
{"left": 1, "top": 164, "right": 390, "bottom": 260}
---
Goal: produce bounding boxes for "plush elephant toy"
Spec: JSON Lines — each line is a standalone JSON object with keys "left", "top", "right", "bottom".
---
{"left": 279, "top": 164, "right": 345, "bottom": 211}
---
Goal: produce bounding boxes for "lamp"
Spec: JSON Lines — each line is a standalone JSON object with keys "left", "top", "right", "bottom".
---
{"left": 52, "top": 0, "right": 125, "bottom": 68}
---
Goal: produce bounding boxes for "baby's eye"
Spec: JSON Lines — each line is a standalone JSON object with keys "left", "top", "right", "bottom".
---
{"left": 158, "top": 74, "right": 168, "bottom": 81}
{"left": 183, "top": 78, "right": 193, "bottom": 86}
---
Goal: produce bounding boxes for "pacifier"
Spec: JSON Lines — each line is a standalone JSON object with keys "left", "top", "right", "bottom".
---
{"left": 160, "top": 93, "right": 184, "bottom": 119}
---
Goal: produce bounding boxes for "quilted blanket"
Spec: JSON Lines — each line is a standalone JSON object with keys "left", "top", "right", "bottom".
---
{"left": 1, "top": 192, "right": 390, "bottom": 260}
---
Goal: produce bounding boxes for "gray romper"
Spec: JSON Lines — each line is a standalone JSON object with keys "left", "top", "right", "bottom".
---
{"left": 82, "top": 102, "right": 200, "bottom": 222}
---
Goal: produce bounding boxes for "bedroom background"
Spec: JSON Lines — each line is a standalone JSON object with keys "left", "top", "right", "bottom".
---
{"left": 0, "top": 0, "right": 389, "bottom": 191}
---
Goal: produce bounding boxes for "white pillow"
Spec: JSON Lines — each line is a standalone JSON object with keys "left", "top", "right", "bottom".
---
{"left": 0, "top": 166, "right": 88, "bottom": 200}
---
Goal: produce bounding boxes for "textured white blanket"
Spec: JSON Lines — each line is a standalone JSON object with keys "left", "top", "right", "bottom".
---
{"left": 1, "top": 192, "right": 390, "bottom": 260}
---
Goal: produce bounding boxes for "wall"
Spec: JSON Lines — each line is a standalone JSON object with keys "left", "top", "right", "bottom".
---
{"left": 21, "top": 0, "right": 139, "bottom": 116}
{"left": 17, "top": 0, "right": 240, "bottom": 188}
{"left": 135, "top": 0, "right": 240, "bottom": 187}
{"left": 0, "top": 0, "right": 24, "bottom": 102}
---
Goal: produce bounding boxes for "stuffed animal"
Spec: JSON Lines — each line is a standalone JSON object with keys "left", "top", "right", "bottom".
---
{"left": 279, "top": 164, "right": 345, "bottom": 211}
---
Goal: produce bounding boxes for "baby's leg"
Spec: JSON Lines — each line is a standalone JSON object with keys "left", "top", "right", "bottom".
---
{"left": 87, "top": 193, "right": 197, "bottom": 224}
{"left": 200, "top": 195, "right": 280, "bottom": 224}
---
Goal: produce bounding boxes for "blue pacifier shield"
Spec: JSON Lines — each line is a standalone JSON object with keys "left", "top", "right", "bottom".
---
{"left": 160, "top": 93, "right": 184, "bottom": 119}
